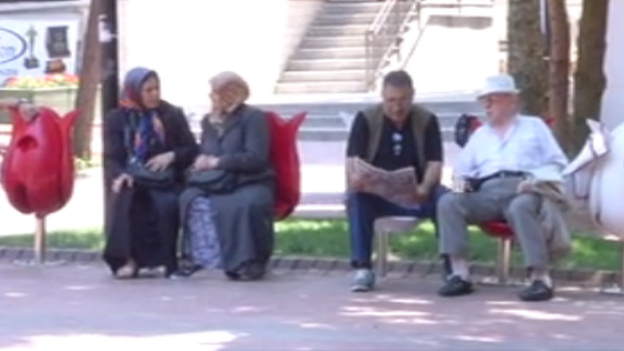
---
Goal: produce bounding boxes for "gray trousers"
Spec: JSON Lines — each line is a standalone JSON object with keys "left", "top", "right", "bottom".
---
{"left": 438, "top": 177, "right": 549, "bottom": 270}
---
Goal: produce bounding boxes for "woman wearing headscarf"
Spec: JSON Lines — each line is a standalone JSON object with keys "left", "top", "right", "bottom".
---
{"left": 176, "top": 71, "right": 274, "bottom": 281}
{"left": 102, "top": 67, "right": 198, "bottom": 278}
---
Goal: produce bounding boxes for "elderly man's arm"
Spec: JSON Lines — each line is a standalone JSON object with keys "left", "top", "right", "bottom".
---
{"left": 345, "top": 112, "right": 369, "bottom": 186}
{"left": 420, "top": 115, "right": 444, "bottom": 194}
{"left": 454, "top": 127, "right": 480, "bottom": 179}
{"left": 346, "top": 112, "right": 369, "bottom": 159}
{"left": 536, "top": 118, "right": 568, "bottom": 168}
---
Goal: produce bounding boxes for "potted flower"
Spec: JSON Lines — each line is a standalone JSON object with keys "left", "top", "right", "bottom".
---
{"left": 0, "top": 74, "right": 80, "bottom": 124}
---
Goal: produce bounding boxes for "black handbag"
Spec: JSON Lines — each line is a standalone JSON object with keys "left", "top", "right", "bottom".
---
{"left": 187, "top": 169, "right": 237, "bottom": 194}
{"left": 123, "top": 114, "right": 175, "bottom": 188}
{"left": 126, "top": 161, "right": 175, "bottom": 188}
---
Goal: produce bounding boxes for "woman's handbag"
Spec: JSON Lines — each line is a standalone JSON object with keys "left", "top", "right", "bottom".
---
{"left": 123, "top": 116, "right": 175, "bottom": 188}
{"left": 126, "top": 161, "right": 175, "bottom": 188}
{"left": 187, "top": 169, "right": 237, "bottom": 194}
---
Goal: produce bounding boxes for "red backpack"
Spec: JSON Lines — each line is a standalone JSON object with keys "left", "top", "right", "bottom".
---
{"left": 265, "top": 111, "right": 306, "bottom": 220}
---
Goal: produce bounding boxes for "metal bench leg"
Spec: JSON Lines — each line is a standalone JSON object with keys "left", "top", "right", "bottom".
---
{"left": 35, "top": 217, "right": 47, "bottom": 264}
{"left": 376, "top": 231, "right": 390, "bottom": 277}
{"left": 601, "top": 241, "right": 624, "bottom": 295}
{"left": 619, "top": 241, "right": 624, "bottom": 293}
{"left": 496, "top": 238, "right": 511, "bottom": 284}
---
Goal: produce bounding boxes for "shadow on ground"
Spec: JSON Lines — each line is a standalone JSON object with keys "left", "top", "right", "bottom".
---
{"left": 1, "top": 264, "right": 624, "bottom": 350}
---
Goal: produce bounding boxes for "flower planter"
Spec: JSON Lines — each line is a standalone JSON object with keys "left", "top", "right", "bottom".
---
{"left": 0, "top": 86, "right": 101, "bottom": 124}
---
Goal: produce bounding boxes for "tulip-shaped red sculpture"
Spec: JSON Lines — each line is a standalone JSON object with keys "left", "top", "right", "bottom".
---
{"left": 1, "top": 106, "right": 79, "bottom": 218}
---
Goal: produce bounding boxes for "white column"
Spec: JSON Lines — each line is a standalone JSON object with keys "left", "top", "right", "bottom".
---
{"left": 601, "top": 0, "right": 624, "bottom": 130}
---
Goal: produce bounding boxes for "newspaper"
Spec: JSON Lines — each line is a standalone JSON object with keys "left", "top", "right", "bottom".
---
{"left": 348, "top": 157, "right": 418, "bottom": 206}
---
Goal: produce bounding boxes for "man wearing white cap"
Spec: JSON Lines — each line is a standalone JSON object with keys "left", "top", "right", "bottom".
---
{"left": 436, "top": 74, "right": 568, "bottom": 302}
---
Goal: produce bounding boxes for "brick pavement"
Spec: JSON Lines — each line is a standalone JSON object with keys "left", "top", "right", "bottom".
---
{"left": 1, "top": 263, "right": 624, "bottom": 350}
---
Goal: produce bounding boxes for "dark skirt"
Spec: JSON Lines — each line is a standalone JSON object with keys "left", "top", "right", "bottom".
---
{"left": 103, "top": 185, "right": 180, "bottom": 276}
{"left": 180, "top": 182, "right": 274, "bottom": 277}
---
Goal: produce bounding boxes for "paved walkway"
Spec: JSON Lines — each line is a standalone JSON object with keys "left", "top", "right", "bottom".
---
{"left": 1, "top": 263, "right": 623, "bottom": 350}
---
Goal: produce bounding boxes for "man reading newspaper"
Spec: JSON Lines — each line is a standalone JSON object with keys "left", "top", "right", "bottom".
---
{"left": 345, "top": 70, "right": 450, "bottom": 292}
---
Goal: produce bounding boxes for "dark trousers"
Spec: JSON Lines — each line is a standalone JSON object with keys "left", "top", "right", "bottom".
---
{"left": 347, "top": 185, "right": 451, "bottom": 274}
{"left": 104, "top": 186, "right": 180, "bottom": 275}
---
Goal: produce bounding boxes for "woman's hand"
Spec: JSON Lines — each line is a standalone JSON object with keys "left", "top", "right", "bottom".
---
{"left": 112, "top": 173, "right": 134, "bottom": 193}
{"left": 517, "top": 179, "right": 535, "bottom": 193}
{"left": 191, "top": 154, "right": 220, "bottom": 172}
{"left": 146, "top": 151, "right": 175, "bottom": 172}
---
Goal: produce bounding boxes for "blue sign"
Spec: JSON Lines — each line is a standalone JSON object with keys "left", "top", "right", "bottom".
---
{"left": 0, "top": 27, "right": 27, "bottom": 65}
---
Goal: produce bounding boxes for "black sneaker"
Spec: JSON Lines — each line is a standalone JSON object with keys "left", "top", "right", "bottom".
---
{"left": 438, "top": 275, "right": 474, "bottom": 297}
{"left": 518, "top": 280, "right": 554, "bottom": 302}
{"left": 170, "top": 264, "right": 203, "bottom": 278}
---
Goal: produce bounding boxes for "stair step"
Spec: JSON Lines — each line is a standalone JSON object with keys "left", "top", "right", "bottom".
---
{"left": 301, "top": 116, "right": 347, "bottom": 128}
{"left": 299, "top": 129, "right": 348, "bottom": 142}
{"left": 326, "top": 0, "right": 382, "bottom": 3}
{"left": 254, "top": 101, "right": 481, "bottom": 115}
{"left": 420, "top": 0, "right": 495, "bottom": 7}
{"left": 297, "top": 127, "right": 457, "bottom": 142}
{"left": 322, "top": 2, "right": 384, "bottom": 15}
{"left": 287, "top": 58, "right": 366, "bottom": 71}
{"left": 307, "top": 24, "right": 370, "bottom": 37}
{"left": 280, "top": 69, "right": 365, "bottom": 83}
{"left": 292, "top": 47, "right": 365, "bottom": 60}
{"left": 313, "top": 13, "right": 377, "bottom": 26}
{"left": 299, "top": 35, "right": 366, "bottom": 49}
{"left": 275, "top": 81, "right": 367, "bottom": 94}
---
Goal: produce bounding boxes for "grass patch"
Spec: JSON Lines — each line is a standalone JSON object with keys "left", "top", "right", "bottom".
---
{"left": 0, "top": 219, "right": 619, "bottom": 271}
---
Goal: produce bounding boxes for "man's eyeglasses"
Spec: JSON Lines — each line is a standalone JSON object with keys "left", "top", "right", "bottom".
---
{"left": 392, "top": 132, "right": 403, "bottom": 156}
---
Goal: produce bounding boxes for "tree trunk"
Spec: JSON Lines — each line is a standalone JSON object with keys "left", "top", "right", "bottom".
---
{"left": 547, "top": 0, "right": 571, "bottom": 152}
{"left": 507, "top": 0, "right": 548, "bottom": 116}
{"left": 73, "top": 0, "right": 101, "bottom": 159}
{"left": 572, "top": 0, "right": 609, "bottom": 153}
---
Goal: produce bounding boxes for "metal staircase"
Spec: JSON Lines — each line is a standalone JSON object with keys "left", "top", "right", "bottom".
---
{"left": 276, "top": 0, "right": 418, "bottom": 94}
{"left": 275, "top": 0, "right": 383, "bottom": 94}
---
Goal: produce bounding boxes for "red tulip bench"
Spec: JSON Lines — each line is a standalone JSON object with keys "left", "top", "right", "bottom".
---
{"left": 0, "top": 105, "right": 79, "bottom": 263}
{"left": 266, "top": 111, "right": 306, "bottom": 221}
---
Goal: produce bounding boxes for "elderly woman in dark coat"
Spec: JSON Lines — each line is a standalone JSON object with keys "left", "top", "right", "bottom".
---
{"left": 103, "top": 67, "right": 197, "bottom": 278}
{"left": 176, "top": 72, "right": 274, "bottom": 280}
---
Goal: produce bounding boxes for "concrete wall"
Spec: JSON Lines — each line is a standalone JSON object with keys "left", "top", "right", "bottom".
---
{"left": 118, "top": 0, "right": 323, "bottom": 107}
{"left": 600, "top": 0, "right": 624, "bottom": 130}
{"left": 401, "top": 11, "right": 498, "bottom": 94}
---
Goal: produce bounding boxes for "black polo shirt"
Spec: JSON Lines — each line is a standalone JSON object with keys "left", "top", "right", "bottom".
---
{"left": 346, "top": 110, "right": 443, "bottom": 182}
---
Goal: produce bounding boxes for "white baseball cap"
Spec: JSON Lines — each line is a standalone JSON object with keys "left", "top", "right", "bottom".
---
{"left": 477, "top": 74, "right": 519, "bottom": 99}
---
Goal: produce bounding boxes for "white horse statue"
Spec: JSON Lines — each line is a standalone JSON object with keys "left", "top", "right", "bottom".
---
{"left": 563, "top": 119, "right": 624, "bottom": 238}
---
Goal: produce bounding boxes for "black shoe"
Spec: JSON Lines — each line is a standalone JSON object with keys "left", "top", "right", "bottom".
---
{"left": 438, "top": 276, "right": 474, "bottom": 297}
{"left": 225, "top": 271, "right": 241, "bottom": 281}
{"left": 171, "top": 264, "right": 204, "bottom": 278}
{"left": 518, "top": 280, "right": 554, "bottom": 302}
{"left": 242, "top": 263, "right": 266, "bottom": 281}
